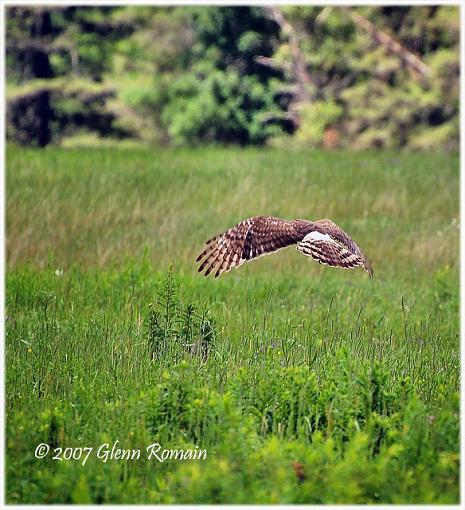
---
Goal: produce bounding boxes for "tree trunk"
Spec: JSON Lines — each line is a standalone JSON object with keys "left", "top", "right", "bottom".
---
{"left": 342, "top": 7, "right": 430, "bottom": 79}
{"left": 7, "top": 89, "right": 52, "bottom": 147}
{"left": 264, "top": 6, "right": 313, "bottom": 105}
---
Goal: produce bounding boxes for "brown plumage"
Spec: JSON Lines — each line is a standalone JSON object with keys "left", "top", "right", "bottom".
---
{"left": 196, "top": 216, "right": 373, "bottom": 278}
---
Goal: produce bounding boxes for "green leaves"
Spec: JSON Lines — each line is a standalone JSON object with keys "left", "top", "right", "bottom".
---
{"left": 6, "top": 6, "right": 459, "bottom": 148}
{"left": 162, "top": 7, "right": 289, "bottom": 145}
{"left": 163, "top": 69, "right": 284, "bottom": 145}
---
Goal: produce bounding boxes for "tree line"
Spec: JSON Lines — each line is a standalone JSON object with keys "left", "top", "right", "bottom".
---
{"left": 6, "top": 5, "right": 459, "bottom": 150}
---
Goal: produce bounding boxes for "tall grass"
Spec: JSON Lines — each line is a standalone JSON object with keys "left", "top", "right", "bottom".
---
{"left": 6, "top": 146, "right": 459, "bottom": 503}
{"left": 7, "top": 146, "right": 458, "bottom": 273}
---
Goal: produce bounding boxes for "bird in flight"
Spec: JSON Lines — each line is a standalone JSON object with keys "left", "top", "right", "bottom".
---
{"left": 196, "top": 216, "right": 373, "bottom": 278}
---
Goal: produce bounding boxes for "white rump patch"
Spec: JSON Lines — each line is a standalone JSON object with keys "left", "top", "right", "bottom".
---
{"left": 302, "top": 231, "right": 334, "bottom": 243}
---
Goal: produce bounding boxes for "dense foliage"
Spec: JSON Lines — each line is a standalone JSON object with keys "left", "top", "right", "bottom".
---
{"left": 6, "top": 5, "right": 459, "bottom": 149}
{"left": 162, "top": 7, "right": 292, "bottom": 145}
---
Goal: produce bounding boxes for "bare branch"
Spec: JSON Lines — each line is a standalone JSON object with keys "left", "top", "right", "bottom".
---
{"left": 254, "top": 55, "right": 291, "bottom": 72}
{"left": 260, "top": 111, "right": 300, "bottom": 124}
{"left": 342, "top": 7, "right": 430, "bottom": 79}
{"left": 264, "top": 6, "right": 313, "bottom": 103}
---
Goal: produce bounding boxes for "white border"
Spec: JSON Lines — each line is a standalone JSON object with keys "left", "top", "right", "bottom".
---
{"left": 0, "top": 1, "right": 5, "bottom": 507}
{"left": 459, "top": 0, "right": 464, "bottom": 507}
{"left": 1, "top": 0, "right": 464, "bottom": 5}
{"left": 1, "top": 1, "right": 463, "bottom": 509}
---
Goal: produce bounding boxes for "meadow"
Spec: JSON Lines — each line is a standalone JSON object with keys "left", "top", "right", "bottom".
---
{"left": 6, "top": 146, "right": 459, "bottom": 503}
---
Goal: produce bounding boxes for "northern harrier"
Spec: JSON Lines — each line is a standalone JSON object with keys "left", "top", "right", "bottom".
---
{"left": 196, "top": 216, "right": 373, "bottom": 278}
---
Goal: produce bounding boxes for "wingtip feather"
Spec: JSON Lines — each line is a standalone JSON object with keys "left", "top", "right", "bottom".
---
{"left": 365, "top": 260, "right": 374, "bottom": 278}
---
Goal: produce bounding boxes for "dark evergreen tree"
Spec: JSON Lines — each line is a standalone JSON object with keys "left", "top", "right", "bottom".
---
{"left": 162, "top": 7, "right": 293, "bottom": 145}
{"left": 6, "top": 6, "right": 132, "bottom": 146}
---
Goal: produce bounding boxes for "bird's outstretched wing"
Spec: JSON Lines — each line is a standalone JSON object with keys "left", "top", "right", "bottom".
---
{"left": 196, "top": 216, "right": 373, "bottom": 278}
{"left": 297, "top": 231, "right": 366, "bottom": 271}
{"left": 298, "top": 219, "right": 373, "bottom": 277}
{"left": 196, "top": 216, "right": 305, "bottom": 277}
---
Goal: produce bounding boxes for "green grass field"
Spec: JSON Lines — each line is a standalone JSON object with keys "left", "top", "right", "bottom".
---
{"left": 6, "top": 146, "right": 459, "bottom": 503}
